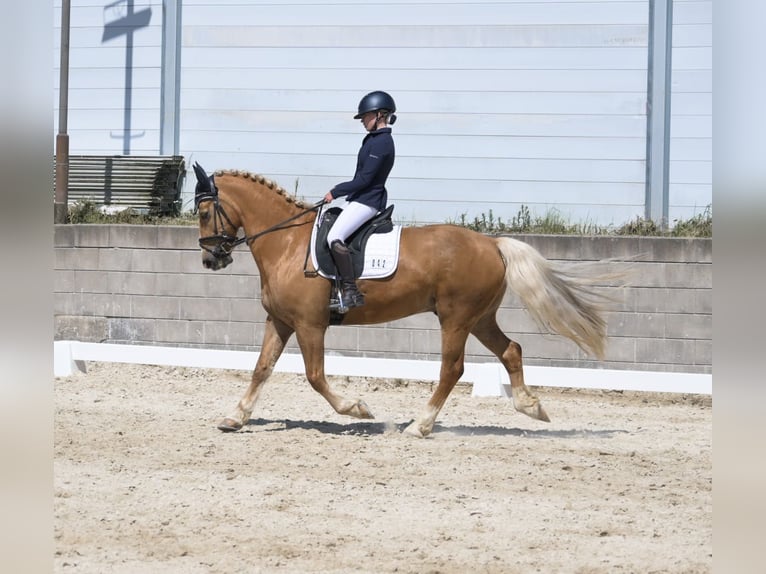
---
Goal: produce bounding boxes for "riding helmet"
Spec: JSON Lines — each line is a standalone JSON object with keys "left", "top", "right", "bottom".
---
{"left": 354, "top": 91, "right": 397, "bottom": 123}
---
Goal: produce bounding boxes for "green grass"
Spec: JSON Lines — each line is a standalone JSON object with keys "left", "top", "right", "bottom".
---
{"left": 65, "top": 200, "right": 712, "bottom": 238}
{"left": 448, "top": 204, "right": 712, "bottom": 237}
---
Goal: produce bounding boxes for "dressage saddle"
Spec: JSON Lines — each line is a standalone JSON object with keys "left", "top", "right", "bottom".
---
{"left": 311, "top": 205, "right": 395, "bottom": 278}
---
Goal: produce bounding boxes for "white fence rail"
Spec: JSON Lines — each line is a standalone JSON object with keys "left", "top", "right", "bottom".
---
{"left": 54, "top": 341, "right": 712, "bottom": 396}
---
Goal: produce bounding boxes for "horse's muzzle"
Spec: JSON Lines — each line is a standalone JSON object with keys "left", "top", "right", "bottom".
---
{"left": 202, "top": 251, "right": 233, "bottom": 270}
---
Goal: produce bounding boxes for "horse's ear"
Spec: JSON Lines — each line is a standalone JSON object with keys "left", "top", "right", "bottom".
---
{"left": 193, "top": 162, "right": 215, "bottom": 212}
{"left": 193, "top": 162, "right": 208, "bottom": 185}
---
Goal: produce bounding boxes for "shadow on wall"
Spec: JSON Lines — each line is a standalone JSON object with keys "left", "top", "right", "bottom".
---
{"left": 102, "top": 0, "right": 152, "bottom": 153}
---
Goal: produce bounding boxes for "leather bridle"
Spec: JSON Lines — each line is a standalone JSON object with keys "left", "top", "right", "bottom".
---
{"left": 195, "top": 175, "right": 325, "bottom": 260}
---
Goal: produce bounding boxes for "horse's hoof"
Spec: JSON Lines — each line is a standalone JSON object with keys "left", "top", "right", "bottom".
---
{"left": 403, "top": 421, "right": 427, "bottom": 438}
{"left": 517, "top": 402, "right": 551, "bottom": 423}
{"left": 358, "top": 400, "right": 375, "bottom": 419}
{"left": 349, "top": 400, "right": 374, "bottom": 420}
{"left": 217, "top": 418, "right": 243, "bottom": 432}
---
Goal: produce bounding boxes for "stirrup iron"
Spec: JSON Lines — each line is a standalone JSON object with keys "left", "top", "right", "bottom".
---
{"left": 329, "top": 280, "right": 349, "bottom": 314}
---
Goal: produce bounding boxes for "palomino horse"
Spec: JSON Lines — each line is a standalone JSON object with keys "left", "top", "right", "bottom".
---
{"left": 193, "top": 164, "right": 614, "bottom": 437}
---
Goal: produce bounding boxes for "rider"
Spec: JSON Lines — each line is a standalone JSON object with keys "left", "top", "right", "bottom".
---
{"left": 323, "top": 90, "right": 397, "bottom": 310}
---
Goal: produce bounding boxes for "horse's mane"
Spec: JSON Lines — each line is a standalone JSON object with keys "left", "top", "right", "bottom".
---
{"left": 214, "top": 169, "right": 311, "bottom": 210}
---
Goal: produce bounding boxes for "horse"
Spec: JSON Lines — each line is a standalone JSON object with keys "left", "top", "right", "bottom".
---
{"left": 193, "top": 163, "right": 616, "bottom": 437}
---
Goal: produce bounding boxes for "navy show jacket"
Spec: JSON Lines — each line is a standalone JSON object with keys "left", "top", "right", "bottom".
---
{"left": 330, "top": 127, "right": 395, "bottom": 212}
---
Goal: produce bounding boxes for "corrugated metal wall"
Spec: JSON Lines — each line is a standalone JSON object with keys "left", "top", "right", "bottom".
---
{"left": 53, "top": 0, "right": 712, "bottom": 226}
{"left": 54, "top": 0, "right": 163, "bottom": 154}
{"left": 669, "top": 0, "right": 712, "bottom": 222}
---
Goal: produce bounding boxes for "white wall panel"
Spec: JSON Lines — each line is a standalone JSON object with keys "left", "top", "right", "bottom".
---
{"left": 55, "top": 68, "right": 161, "bottom": 90}
{"left": 181, "top": 68, "right": 647, "bottom": 92}
{"left": 62, "top": 46, "right": 163, "bottom": 68}
{"left": 181, "top": 130, "right": 645, "bottom": 161}
{"left": 387, "top": 179, "right": 645, "bottom": 207}
{"left": 67, "top": 108, "right": 159, "bottom": 126}
{"left": 672, "top": 47, "right": 713, "bottom": 69}
{"left": 669, "top": 0, "right": 712, "bottom": 220}
{"left": 182, "top": 110, "right": 647, "bottom": 138}
{"left": 57, "top": 128, "right": 161, "bottom": 153}
{"left": 181, "top": 88, "right": 648, "bottom": 115}
{"left": 666, "top": 183, "right": 711, "bottom": 206}
{"left": 671, "top": 115, "right": 712, "bottom": 138}
{"left": 54, "top": 25, "right": 160, "bottom": 48}
{"left": 52, "top": 1, "right": 711, "bottom": 228}
{"left": 180, "top": 0, "right": 646, "bottom": 5}
{"left": 390, "top": 200, "right": 646, "bottom": 228}
{"left": 669, "top": 138, "right": 712, "bottom": 162}
{"left": 671, "top": 93, "right": 712, "bottom": 115}
{"left": 175, "top": 1, "right": 652, "bottom": 225}
{"left": 54, "top": 1, "right": 156, "bottom": 26}
{"left": 671, "top": 70, "right": 712, "bottom": 92}
{"left": 65, "top": 88, "right": 161, "bottom": 110}
{"left": 53, "top": 0, "right": 162, "bottom": 155}
{"left": 181, "top": 46, "right": 649, "bottom": 70}
{"left": 182, "top": 3, "right": 648, "bottom": 27}
{"left": 184, "top": 24, "right": 648, "bottom": 48}
{"left": 199, "top": 152, "right": 644, "bottom": 184}
{"left": 672, "top": 24, "right": 712, "bottom": 47}
{"left": 673, "top": 0, "right": 713, "bottom": 24}
{"left": 668, "top": 161, "right": 712, "bottom": 185}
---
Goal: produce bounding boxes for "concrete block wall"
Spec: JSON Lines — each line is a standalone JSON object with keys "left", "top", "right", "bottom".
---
{"left": 54, "top": 225, "right": 712, "bottom": 374}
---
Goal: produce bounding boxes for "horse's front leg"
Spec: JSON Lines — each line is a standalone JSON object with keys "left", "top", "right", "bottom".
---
{"left": 218, "top": 315, "right": 294, "bottom": 432}
{"left": 296, "top": 325, "right": 374, "bottom": 420}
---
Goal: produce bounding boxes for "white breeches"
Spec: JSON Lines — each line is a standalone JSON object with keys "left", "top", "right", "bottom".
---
{"left": 326, "top": 201, "right": 379, "bottom": 247}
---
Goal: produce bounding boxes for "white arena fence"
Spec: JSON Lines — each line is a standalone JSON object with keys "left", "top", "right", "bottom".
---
{"left": 54, "top": 341, "right": 712, "bottom": 397}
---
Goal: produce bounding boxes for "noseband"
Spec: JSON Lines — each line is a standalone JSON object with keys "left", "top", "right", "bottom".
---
{"left": 195, "top": 174, "right": 325, "bottom": 260}
{"left": 195, "top": 180, "right": 242, "bottom": 259}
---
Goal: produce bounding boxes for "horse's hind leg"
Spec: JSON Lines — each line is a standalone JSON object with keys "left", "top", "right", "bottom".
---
{"left": 296, "top": 325, "right": 374, "bottom": 420}
{"left": 404, "top": 326, "right": 470, "bottom": 438}
{"left": 218, "top": 315, "right": 294, "bottom": 432}
{"left": 471, "top": 314, "right": 550, "bottom": 422}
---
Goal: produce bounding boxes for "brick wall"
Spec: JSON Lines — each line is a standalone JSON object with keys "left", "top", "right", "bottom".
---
{"left": 54, "top": 225, "right": 712, "bottom": 374}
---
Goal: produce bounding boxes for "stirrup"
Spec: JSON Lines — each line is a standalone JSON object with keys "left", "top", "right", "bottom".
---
{"left": 328, "top": 287, "right": 347, "bottom": 314}
{"left": 329, "top": 284, "right": 364, "bottom": 314}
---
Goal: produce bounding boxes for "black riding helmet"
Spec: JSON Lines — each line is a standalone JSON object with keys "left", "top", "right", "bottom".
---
{"left": 353, "top": 91, "right": 397, "bottom": 124}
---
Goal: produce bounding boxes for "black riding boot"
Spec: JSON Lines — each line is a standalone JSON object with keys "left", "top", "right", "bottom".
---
{"left": 330, "top": 240, "right": 365, "bottom": 310}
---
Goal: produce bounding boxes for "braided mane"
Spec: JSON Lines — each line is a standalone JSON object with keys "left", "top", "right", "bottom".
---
{"left": 214, "top": 169, "right": 311, "bottom": 209}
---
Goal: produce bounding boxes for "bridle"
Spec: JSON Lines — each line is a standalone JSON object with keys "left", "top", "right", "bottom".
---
{"left": 195, "top": 175, "right": 325, "bottom": 260}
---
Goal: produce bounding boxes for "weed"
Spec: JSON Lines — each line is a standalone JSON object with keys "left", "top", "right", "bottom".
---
{"left": 448, "top": 204, "right": 712, "bottom": 237}
{"left": 67, "top": 201, "right": 712, "bottom": 237}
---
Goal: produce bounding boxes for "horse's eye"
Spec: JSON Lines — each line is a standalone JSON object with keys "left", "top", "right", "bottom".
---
{"left": 200, "top": 210, "right": 211, "bottom": 222}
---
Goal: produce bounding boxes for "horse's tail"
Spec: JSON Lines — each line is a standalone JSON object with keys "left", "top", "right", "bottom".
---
{"left": 495, "top": 236, "right": 620, "bottom": 360}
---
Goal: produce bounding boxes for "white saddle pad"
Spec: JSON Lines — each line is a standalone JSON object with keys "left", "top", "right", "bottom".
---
{"left": 310, "top": 221, "right": 402, "bottom": 280}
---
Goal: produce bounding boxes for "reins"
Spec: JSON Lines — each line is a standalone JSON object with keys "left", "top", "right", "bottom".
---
{"left": 239, "top": 200, "right": 327, "bottom": 247}
{"left": 197, "top": 187, "right": 325, "bottom": 257}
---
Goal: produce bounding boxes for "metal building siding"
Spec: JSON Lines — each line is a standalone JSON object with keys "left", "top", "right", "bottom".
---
{"left": 53, "top": 0, "right": 162, "bottom": 154}
{"left": 669, "top": 0, "right": 712, "bottom": 221}
{"left": 180, "top": 0, "right": 650, "bottom": 225}
{"left": 53, "top": 1, "right": 712, "bottom": 227}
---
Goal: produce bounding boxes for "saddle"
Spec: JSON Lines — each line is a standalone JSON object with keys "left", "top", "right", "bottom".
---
{"left": 308, "top": 205, "right": 396, "bottom": 279}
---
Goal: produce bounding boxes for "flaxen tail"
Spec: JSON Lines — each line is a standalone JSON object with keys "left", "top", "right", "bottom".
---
{"left": 495, "top": 236, "right": 620, "bottom": 359}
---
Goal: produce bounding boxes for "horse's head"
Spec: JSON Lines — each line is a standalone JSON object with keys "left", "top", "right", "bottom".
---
{"left": 193, "top": 162, "right": 238, "bottom": 270}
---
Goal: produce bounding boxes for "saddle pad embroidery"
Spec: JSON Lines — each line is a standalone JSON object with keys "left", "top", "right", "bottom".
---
{"left": 310, "top": 221, "right": 402, "bottom": 280}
